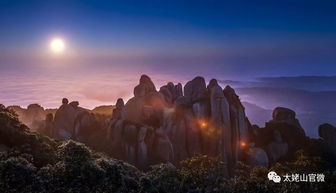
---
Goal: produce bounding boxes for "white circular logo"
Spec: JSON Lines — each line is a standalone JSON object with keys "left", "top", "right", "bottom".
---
{"left": 268, "top": 171, "right": 281, "bottom": 183}
{"left": 268, "top": 171, "right": 277, "bottom": 180}
{"left": 272, "top": 175, "right": 281, "bottom": 183}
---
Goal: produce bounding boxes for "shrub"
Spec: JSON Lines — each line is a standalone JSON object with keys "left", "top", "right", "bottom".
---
{"left": 179, "top": 155, "right": 227, "bottom": 192}
{"left": 145, "top": 164, "right": 181, "bottom": 193}
{"left": 0, "top": 157, "right": 40, "bottom": 193}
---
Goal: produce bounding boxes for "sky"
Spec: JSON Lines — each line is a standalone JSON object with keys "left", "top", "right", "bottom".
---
{"left": 0, "top": 0, "right": 336, "bottom": 125}
{"left": 1, "top": 0, "right": 335, "bottom": 76}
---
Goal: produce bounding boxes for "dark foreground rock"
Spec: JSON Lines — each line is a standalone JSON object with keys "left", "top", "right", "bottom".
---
{"left": 319, "top": 123, "right": 336, "bottom": 159}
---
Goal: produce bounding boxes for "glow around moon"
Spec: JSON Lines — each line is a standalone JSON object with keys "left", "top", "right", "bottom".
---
{"left": 50, "top": 38, "right": 65, "bottom": 54}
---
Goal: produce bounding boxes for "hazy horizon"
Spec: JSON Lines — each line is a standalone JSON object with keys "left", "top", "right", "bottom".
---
{"left": 2, "top": 66, "right": 335, "bottom": 109}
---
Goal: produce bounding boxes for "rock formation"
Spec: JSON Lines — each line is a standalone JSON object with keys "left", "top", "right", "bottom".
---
{"left": 106, "top": 98, "right": 124, "bottom": 140}
{"left": 8, "top": 104, "right": 46, "bottom": 130}
{"left": 247, "top": 145, "right": 269, "bottom": 168}
{"left": 53, "top": 98, "right": 98, "bottom": 141}
{"left": 25, "top": 104, "right": 46, "bottom": 128}
{"left": 106, "top": 75, "right": 250, "bottom": 176}
{"left": 4, "top": 74, "right": 332, "bottom": 176}
{"left": 318, "top": 123, "right": 336, "bottom": 158}
{"left": 265, "top": 107, "right": 306, "bottom": 153}
{"left": 54, "top": 98, "right": 77, "bottom": 140}
{"left": 265, "top": 130, "right": 288, "bottom": 163}
{"left": 248, "top": 107, "right": 307, "bottom": 165}
{"left": 4, "top": 75, "right": 316, "bottom": 175}
{"left": 37, "top": 113, "right": 54, "bottom": 137}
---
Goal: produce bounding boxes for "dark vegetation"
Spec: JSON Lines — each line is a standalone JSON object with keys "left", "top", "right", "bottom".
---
{"left": 1, "top": 105, "right": 335, "bottom": 193}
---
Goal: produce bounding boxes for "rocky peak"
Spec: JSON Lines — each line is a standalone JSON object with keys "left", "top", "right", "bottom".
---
{"left": 319, "top": 123, "right": 336, "bottom": 141}
{"left": 272, "top": 107, "right": 296, "bottom": 122}
{"left": 223, "top": 85, "right": 235, "bottom": 96}
{"left": 62, "top": 98, "right": 69, "bottom": 105}
{"left": 27, "top": 103, "right": 44, "bottom": 110}
{"left": 269, "top": 107, "right": 304, "bottom": 134}
{"left": 223, "top": 85, "right": 243, "bottom": 108}
{"left": 207, "top": 78, "right": 219, "bottom": 91}
{"left": 139, "top": 74, "right": 156, "bottom": 92}
{"left": 69, "top": 101, "right": 79, "bottom": 108}
{"left": 184, "top": 76, "right": 208, "bottom": 103}
{"left": 115, "top": 98, "right": 124, "bottom": 109}
{"left": 133, "top": 74, "right": 157, "bottom": 97}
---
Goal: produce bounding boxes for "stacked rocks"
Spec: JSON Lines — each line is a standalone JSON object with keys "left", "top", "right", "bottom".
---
{"left": 266, "top": 107, "right": 306, "bottom": 153}
{"left": 7, "top": 104, "right": 46, "bottom": 131}
{"left": 107, "top": 75, "right": 174, "bottom": 167}
{"left": 54, "top": 98, "right": 97, "bottom": 141}
{"left": 24, "top": 104, "right": 46, "bottom": 129}
{"left": 107, "top": 75, "right": 250, "bottom": 175}
{"left": 250, "top": 107, "right": 308, "bottom": 166}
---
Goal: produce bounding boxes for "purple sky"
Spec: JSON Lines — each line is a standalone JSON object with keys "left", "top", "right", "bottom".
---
{"left": 1, "top": 0, "right": 336, "bottom": 111}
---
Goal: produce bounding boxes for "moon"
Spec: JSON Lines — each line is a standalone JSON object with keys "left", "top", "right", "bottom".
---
{"left": 50, "top": 38, "right": 65, "bottom": 54}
